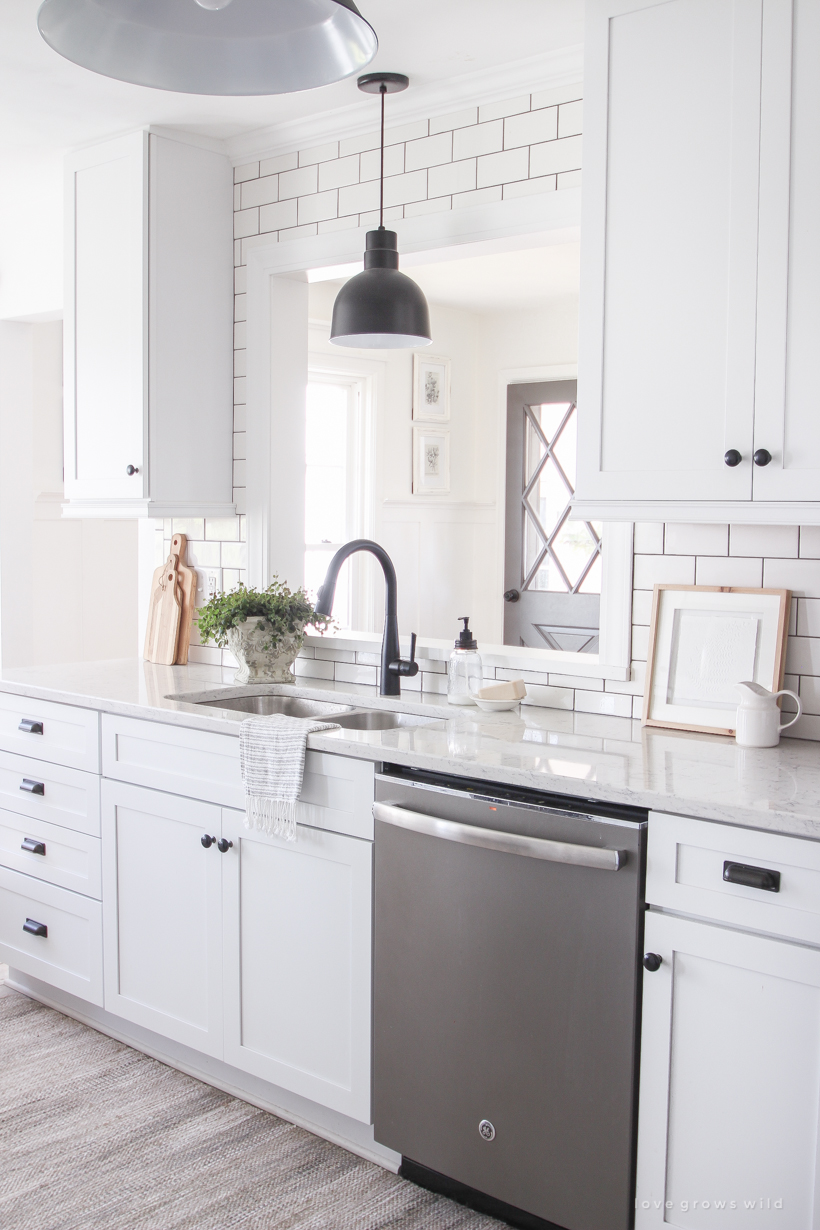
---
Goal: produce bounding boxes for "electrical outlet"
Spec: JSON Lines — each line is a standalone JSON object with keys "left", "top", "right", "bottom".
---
{"left": 207, "top": 571, "right": 219, "bottom": 598}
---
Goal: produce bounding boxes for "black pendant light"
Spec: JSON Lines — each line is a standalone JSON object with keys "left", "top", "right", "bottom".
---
{"left": 330, "top": 73, "right": 432, "bottom": 349}
{"left": 36, "top": 0, "right": 378, "bottom": 96}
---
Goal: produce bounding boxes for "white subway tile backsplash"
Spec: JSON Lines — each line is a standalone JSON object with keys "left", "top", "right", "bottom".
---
{"left": 360, "top": 143, "right": 405, "bottom": 182}
{"left": 241, "top": 175, "right": 279, "bottom": 209}
{"left": 294, "top": 658, "right": 334, "bottom": 681}
{"left": 260, "top": 152, "right": 298, "bottom": 176}
{"left": 234, "top": 322, "right": 246, "bottom": 349}
{"left": 786, "top": 636, "right": 820, "bottom": 676}
{"left": 504, "top": 107, "right": 558, "bottom": 149}
{"left": 318, "top": 154, "right": 360, "bottom": 191}
{"left": 298, "top": 190, "right": 338, "bottom": 225}
{"left": 557, "top": 169, "right": 583, "bottom": 190}
{"left": 233, "top": 374, "right": 246, "bottom": 402}
{"left": 187, "top": 540, "right": 221, "bottom": 568}
{"left": 339, "top": 178, "right": 380, "bottom": 216}
{"left": 172, "top": 518, "right": 204, "bottom": 539}
{"left": 205, "top": 518, "right": 239, "bottom": 542}
{"left": 299, "top": 141, "right": 339, "bottom": 166}
{"left": 221, "top": 541, "right": 247, "bottom": 569}
{"left": 633, "top": 523, "right": 664, "bottom": 553}
{"left": 575, "top": 690, "right": 633, "bottom": 718}
{"left": 234, "top": 162, "right": 259, "bottom": 183}
{"left": 233, "top": 295, "right": 246, "bottom": 323}
{"left": 315, "top": 646, "right": 355, "bottom": 663}
{"left": 232, "top": 432, "right": 246, "bottom": 461}
{"left": 800, "top": 526, "right": 820, "bottom": 559}
{"left": 695, "top": 555, "right": 763, "bottom": 587}
{"left": 259, "top": 198, "right": 297, "bottom": 232}
{"left": 188, "top": 644, "right": 223, "bottom": 666}
{"left": 631, "top": 624, "right": 650, "bottom": 663}
{"left": 279, "top": 164, "right": 318, "bottom": 200}
{"left": 764, "top": 557, "right": 820, "bottom": 598}
{"left": 233, "top": 184, "right": 241, "bottom": 210}
{"left": 797, "top": 599, "right": 820, "bottom": 637}
{"left": 632, "top": 590, "right": 654, "bottom": 625}
{"left": 633, "top": 553, "right": 695, "bottom": 588}
{"left": 428, "top": 158, "right": 477, "bottom": 197}
{"left": 404, "top": 196, "right": 452, "bottom": 218}
{"left": 335, "top": 662, "right": 378, "bottom": 686}
{"left": 405, "top": 131, "right": 453, "bottom": 171}
{"left": 233, "top": 208, "right": 259, "bottom": 239}
{"left": 430, "top": 107, "right": 478, "bottom": 134}
{"left": 664, "top": 523, "right": 728, "bottom": 556}
{"left": 383, "top": 169, "right": 428, "bottom": 207}
{"left": 221, "top": 569, "right": 241, "bottom": 591}
{"left": 558, "top": 99, "right": 584, "bottom": 138}
{"left": 548, "top": 672, "right": 604, "bottom": 690}
{"left": 358, "top": 205, "right": 403, "bottom": 229}
{"left": 503, "top": 176, "right": 557, "bottom": 199}
{"left": 339, "top": 129, "right": 381, "bottom": 158}
{"left": 476, "top": 147, "right": 530, "bottom": 188}
{"left": 453, "top": 120, "right": 504, "bottom": 161}
{"left": 384, "top": 119, "right": 430, "bottom": 146}
{"left": 479, "top": 95, "right": 531, "bottom": 122}
{"left": 730, "top": 524, "right": 799, "bottom": 558}
{"left": 421, "top": 674, "right": 448, "bottom": 696}
{"left": 531, "top": 84, "right": 582, "bottom": 110}
{"left": 234, "top": 348, "right": 247, "bottom": 377}
{"left": 520, "top": 684, "right": 574, "bottom": 710}
{"left": 452, "top": 185, "right": 503, "bottom": 209}
{"left": 318, "top": 214, "right": 361, "bottom": 234}
{"left": 278, "top": 223, "right": 318, "bottom": 242}
{"left": 797, "top": 675, "right": 820, "bottom": 716}
{"left": 530, "top": 134, "right": 583, "bottom": 177}
{"left": 232, "top": 459, "right": 247, "bottom": 487}
{"left": 233, "top": 403, "right": 246, "bottom": 432}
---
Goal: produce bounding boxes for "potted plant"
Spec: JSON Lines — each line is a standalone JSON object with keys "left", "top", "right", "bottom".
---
{"left": 196, "top": 579, "right": 332, "bottom": 685}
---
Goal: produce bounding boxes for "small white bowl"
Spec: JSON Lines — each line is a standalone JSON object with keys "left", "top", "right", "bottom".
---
{"left": 472, "top": 696, "right": 523, "bottom": 712}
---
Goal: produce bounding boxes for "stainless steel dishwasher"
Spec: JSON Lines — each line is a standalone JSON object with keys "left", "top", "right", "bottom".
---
{"left": 373, "top": 766, "right": 647, "bottom": 1230}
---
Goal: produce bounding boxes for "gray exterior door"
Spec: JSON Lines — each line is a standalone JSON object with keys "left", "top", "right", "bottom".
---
{"left": 504, "top": 381, "right": 601, "bottom": 651}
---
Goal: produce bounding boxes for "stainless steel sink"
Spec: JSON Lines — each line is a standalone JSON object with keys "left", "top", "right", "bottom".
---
{"left": 332, "top": 710, "right": 434, "bottom": 730}
{"left": 195, "top": 695, "right": 355, "bottom": 719}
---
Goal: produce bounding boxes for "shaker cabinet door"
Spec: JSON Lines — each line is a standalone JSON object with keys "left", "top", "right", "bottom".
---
{"left": 635, "top": 910, "right": 820, "bottom": 1228}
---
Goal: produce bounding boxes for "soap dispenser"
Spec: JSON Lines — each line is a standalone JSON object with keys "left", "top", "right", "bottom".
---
{"left": 447, "top": 617, "right": 483, "bottom": 706}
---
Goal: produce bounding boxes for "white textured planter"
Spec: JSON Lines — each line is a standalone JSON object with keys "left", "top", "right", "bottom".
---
{"left": 224, "top": 618, "right": 305, "bottom": 685}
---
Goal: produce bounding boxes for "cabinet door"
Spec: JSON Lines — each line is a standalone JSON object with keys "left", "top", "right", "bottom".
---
{"left": 753, "top": 0, "right": 820, "bottom": 502}
{"left": 577, "top": 0, "right": 762, "bottom": 505}
{"left": 101, "top": 780, "right": 223, "bottom": 1056}
{"left": 222, "top": 808, "right": 373, "bottom": 1122}
{"left": 64, "top": 131, "right": 147, "bottom": 504}
{"left": 636, "top": 910, "right": 820, "bottom": 1228}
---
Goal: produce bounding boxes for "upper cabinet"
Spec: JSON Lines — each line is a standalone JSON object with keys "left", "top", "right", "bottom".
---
{"left": 63, "top": 131, "right": 235, "bottom": 518}
{"left": 575, "top": 0, "right": 820, "bottom": 523}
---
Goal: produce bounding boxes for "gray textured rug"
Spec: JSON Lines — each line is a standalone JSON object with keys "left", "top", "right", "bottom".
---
{"left": 0, "top": 992, "right": 504, "bottom": 1230}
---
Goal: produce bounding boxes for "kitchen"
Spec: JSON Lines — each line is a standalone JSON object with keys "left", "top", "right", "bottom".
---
{"left": 1, "top": 2, "right": 820, "bottom": 1228}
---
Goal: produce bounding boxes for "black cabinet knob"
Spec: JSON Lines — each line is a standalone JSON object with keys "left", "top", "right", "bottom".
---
{"left": 643, "top": 952, "right": 663, "bottom": 972}
{"left": 23, "top": 918, "right": 48, "bottom": 938}
{"left": 217, "top": 838, "right": 233, "bottom": 853}
{"left": 126, "top": 465, "right": 140, "bottom": 476}
{"left": 753, "top": 448, "right": 772, "bottom": 467}
{"left": 503, "top": 589, "right": 520, "bottom": 603}
{"left": 201, "top": 834, "right": 216, "bottom": 848}
{"left": 18, "top": 718, "right": 43, "bottom": 734}
{"left": 724, "top": 449, "right": 742, "bottom": 467}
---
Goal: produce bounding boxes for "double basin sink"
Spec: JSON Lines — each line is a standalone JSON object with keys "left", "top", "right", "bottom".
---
{"left": 193, "top": 691, "right": 434, "bottom": 731}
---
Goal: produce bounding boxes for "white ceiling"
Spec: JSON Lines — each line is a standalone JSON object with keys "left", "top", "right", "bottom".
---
{"left": 0, "top": 0, "right": 584, "bottom": 159}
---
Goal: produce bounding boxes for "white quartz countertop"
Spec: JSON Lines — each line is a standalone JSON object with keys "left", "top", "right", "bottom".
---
{"left": 2, "top": 658, "right": 820, "bottom": 841}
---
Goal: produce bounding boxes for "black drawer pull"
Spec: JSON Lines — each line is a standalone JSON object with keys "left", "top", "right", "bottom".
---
{"left": 643, "top": 952, "right": 663, "bottom": 972}
{"left": 201, "top": 834, "right": 216, "bottom": 848}
{"left": 217, "top": 838, "right": 233, "bottom": 853}
{"left": 18, "top": 719, "right": 43, "bottom": 735}
{"left": 23, "top": 918, "right": 48, "bottom": 938}
{"left": 723, "top": 860, "right": 781, "bottom": 893}
{"left": 20, "top": 779, "right": 45, "bottom": 796}
{"left": 21, "top": 838, "right": 46, "bottom": 855}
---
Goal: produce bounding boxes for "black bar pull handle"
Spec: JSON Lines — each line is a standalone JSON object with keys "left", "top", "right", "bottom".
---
{"left": 23, "top": 918, "right": 48, "bottom": 938}
{"left": 723, "top": 861, "right": 781, "bottom": 892}
{"left": 18, "top": 718, "right": 43, "bottom": 734}
{"left": 20, "top": 779, "right": 45, "bottom": 796}
{"left": 21, "top": 838, "right": 46, "bottom": 855}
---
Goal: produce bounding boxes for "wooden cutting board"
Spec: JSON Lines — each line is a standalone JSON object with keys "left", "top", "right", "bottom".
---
{"left": 170, "top": 533, "right": 197, "bottom": 665}
{"left": 144, "top": 554, "right": 182, "bottom": 666}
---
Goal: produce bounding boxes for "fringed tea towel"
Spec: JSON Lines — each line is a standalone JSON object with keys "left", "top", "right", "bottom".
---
{"left": 239, "top": 714, "right": 340, "bottom": 842}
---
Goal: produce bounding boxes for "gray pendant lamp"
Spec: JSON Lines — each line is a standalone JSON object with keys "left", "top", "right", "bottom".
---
{"left": 36, "top": 0, "right": 378, "bottom": 96}
{"left": 330, "top": 73, "right": 432, "bottom": 349}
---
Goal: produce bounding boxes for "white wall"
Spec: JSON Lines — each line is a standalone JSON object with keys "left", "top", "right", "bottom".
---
{"left": 0, "top": 153, "right": 63, "bottom": 322}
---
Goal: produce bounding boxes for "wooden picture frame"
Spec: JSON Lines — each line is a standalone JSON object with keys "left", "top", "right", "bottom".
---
{"left": 642, "top": 585, "right": 791, "bottom": 736}
{"left": 412, "top": 425, "right": 450, "bottom": 495}
{"left": 412, "top": 354, "right": 450, "bottom": 421}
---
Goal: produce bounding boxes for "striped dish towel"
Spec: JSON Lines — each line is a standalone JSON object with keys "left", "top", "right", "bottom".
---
{"left": 239, "top": 714, "right": 340, "bottom": 842}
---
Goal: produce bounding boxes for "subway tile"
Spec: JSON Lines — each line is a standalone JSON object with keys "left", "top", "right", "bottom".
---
{"left": 233, "top": 208, "right": 259, "bottom": 239}
{"left": 234, "top": 266, "right": 247, "bottom": 295}
{"left": 632, "top": 695, "right": 644, "bottom": 719}
{"left": 420, "top": 673, "right": 448, "bottom": 696}
{"left": 430, "top": 107, "right": 478, "bottom": 134}
{"left": 557, "top": 169, "right": 583, "bottom": 190}
{"left": 604, "top": 661, "right": 646, "bottom": 696}
{"left": 259, "top": 199, "right": 298, "bottom": 232}
{"left": 299, "top": 140, "right": 339, "bottom": 166}
{"left": 558, "top": 99, "right": 584, "bottom": 138}
{"left": 233, "top": 375, "right": 246, "bottom": 404}
{"left": 205, "top": 517, "right": 239, "bottom": 542}
{"left": 360, "top": 142, "right": 405, "bottom": 182}
{"left": 780, "top": 674, "right": 800, "bottom": 711}
{"left": 234, "top": 322, "right": 247, "bottom": 349}
{"left": 401, "top": 671, "right": 422, "bottom": 692}
{"left": 221, "top": 541, "right": 247, "bottom": 569}
{"left": 496, "top": 666, "right": 551, "bottom": 687}
{"left": 221, "top": 569, "right": 241, "bottom": 591}
{"left": 786, "top": 713, "right": 820, "bottom": 741}
{"left": 633, "top": 522, "right": 664, "bottom": 553}
{"left": 234, "top": 239, "right": 242, "bottom": 266}
{"left": 240, "top": 234, "right": 274, "bottom": 263}
{"left": 730, "top": 523, "right": 799, "bottom": 558}
{"left": 797, "top": 675, "right": 820, "bottom": 716}
{"left": 339, "top": 178, "right": 380, "bottom": 216}
{"left": 504, "top": 107, "right": 558, "bottom": 149}
{"left": 233, "top": 459, "right": 247, "bottom": 488}
{"left": 631, "top": 589, "right": 654, "bottom": 625}
{"left": 453, "top": 119, "right": 504, "bottom": 161}
{"left": 452, "top": 185, "right": 503, "bottom": 209}
{"left": 340, "top": 128, "right": 381, "bottom": 157}
{"left": 318, "top": 214, "right": 361, "bottom": 234}
{"left": 260, "top": 151, "right": 298, "bottom": 176}
{"left": 279, "top": 164, "right": 318, "bottom": 200}
{"left": 233, "top": 404, "right": 246, "bottom": 433}
{"left": 335, "top": 662, "right": 378, "bottom": 686}
{"left": 233, "top": 184, "right": 241, "bottom": 211}
{"left": 417, "top": 658, "right": 446, "bottom": 674}
{"left": 383, "top": 168, "right": 428, "bottom": 207}
{"left": 318, "top": 154, "right": 360, "bottom": 191}
{"left": 548, "top": 672, "right": 603, "bottom": 690}
{"left": 800, "top": 526, "right": 820, "bottom": 559}
{"left": 405, "top": 131, "right": 453, "bottom": 171}
{"left": 428, "top": 158, "right": 476, "bottom": 197}
{"left": 278, "top": 223, "right": 318, "bottom": 242}
{"left": 479, "top": 94, "right": 531, "bottom": 122}
{"left": 520, "top": 684, "right": 574, "bottom": 710}
{"left": 234, "top": 490, "right": 247, "bottom": 516}
{"left": 532, "top": 84, "right": 583, "bottom": 110}
{"left": 234, "top": 161, "right": 259, "bottom": 183}
{"left": 797, "top": 599, "right": 820, "bottom": 637}
{"left": 241, "top": 174, "right": 278, "bottom": 209}
{"left": 187, "top": 540, "right": 221, "bottom": 568}
{"left": 189, "top": 645, "right": 223, "bottom": 667}
{"left": 172, "top": 518, "right": 204, "bottom": 539}
{"left": 632, "top": 554, "right": 695, "bottom": 589}
{"left": 239, "top": 516, "right": 246, "bottom": 542}
{"left": 294, "top": 658, "right": 335, "bottom": 680}
{"left": 298, "top": 189, "right": 338, "bottom": 225}
{"left": 404, "top": 196, "right": 452, "bottom": 218}
{"left": 789, "top": 600, "right": 798, "bottom": 636}
{"left": 664, "top": 523, "right": 728, "bottom": 556}
{"left": 695, "top": 556, "right": 763, "bottom": 587}
{"left": 315, "top": 646, "right": 355, "bottom": 663}
{"left": 234, "top": 350, "right": 246, "bottom": 379}
{"left": 232, "top": 432, "right": 246, "bottom": 462}
{"left": 297, "top": 646, "right": 315, "bottom": 660}
{"left": 786, "top": 636, "right": 820, "bottom": 676}
{"left": 764, "top": 557, "right": 820, "bottom": 598}
{"left": 233, "top": 294, "right": 246, "bottom": 323}
{"left": 355, "top": 651, "right": 381, "bottom": 666}
{"left": 575, "top": 690, "right": 633, "bottom": 718}
{"left": 503, "top": 175, "right": 556, "bottom": 199}
{"left": 358, "top": 205, "right": 403, "bottom": 228}
{"left": 631, "top": 624, "right": 650, "bottom": 662}
{"left": 530, "top": 134, "right": 583, "bottom": 177}
{"left": 383, "top": 119, "right": 429, "bottom": 145}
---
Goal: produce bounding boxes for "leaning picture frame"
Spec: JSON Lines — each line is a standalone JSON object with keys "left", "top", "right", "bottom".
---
{"left": 642, "top": 585, "right": 791, "bottom": 736}
{"left": 412, "top": 425, "right": 450, "bottom": 495}
{"left": 412, "top": 354, "right": 451, "bottom": 421}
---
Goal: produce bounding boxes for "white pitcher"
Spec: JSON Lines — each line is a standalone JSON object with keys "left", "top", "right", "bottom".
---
{"left": 735, "top": 681, "right": 802, "bottom": 748}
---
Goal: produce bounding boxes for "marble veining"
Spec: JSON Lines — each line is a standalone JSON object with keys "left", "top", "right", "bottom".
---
{"left": 2, "top": 659, "right": 820, "bottom": 841}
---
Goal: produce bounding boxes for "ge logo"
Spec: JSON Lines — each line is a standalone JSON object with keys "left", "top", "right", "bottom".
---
{"left": 478, "top": 1119, "right": 496, "bottom": 1141}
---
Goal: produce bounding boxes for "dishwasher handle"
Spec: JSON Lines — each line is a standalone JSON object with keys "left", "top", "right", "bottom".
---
{"left": 373, "top": 802, "right": 624, "bottom": 871}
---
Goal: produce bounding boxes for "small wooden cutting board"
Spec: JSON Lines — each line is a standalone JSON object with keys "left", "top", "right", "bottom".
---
{"left": 170, "top": 533, "right": 197, "bottom": 665}
{"left": 144, "top": 554, "right": 182, "bottom": 666}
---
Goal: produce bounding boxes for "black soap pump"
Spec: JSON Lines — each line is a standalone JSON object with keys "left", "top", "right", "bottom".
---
{"left": 447, "top": 617, "right": 483, "bottom": 706}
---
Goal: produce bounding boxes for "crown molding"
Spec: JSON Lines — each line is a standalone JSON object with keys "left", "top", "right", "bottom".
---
{"left": 225, "top": 44, "right": 584, "bottom": 165}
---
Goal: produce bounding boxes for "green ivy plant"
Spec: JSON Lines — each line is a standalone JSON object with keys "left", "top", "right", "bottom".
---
{"left": 196, "top": 579, "right": 333, "bottom": 652}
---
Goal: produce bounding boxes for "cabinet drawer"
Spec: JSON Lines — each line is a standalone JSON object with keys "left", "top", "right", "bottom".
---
{"left": 0, "top": 865, "right": 103, "bottom": 1005}
{"left": 0, "top": 810, "right": 101, "bottom": 899}
{"left": 0, "top": 749, "right": 101, "bottom": 837}
{"left": 102, "top": 715, "right": 243, "bottom": 807}
{"left": 648, "top": 811, "right": 820, "bottom": 945}
{"left": 0, "top": 692, "right": 99, "bottom": 772}
{"left": 298, "top": 751, "right": 375, "bottom": 840}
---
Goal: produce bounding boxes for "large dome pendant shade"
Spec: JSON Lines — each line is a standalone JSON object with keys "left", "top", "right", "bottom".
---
{"left": 36, "top": 0, "right": 378, "bottom": 96}
{"left": 330, "top": 73, "right": 432, "bottom": 350}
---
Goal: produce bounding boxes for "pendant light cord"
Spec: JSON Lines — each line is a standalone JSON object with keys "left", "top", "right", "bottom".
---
{"left": 379, "top": 83, "right": 386, "bottom": 229}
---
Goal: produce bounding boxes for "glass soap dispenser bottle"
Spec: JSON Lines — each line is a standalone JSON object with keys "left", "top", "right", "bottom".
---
{"left": 447, "top": 617, "right": 483, "bottom": 705}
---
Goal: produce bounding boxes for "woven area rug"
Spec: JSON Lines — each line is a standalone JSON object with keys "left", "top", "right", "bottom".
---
{"left": 0, "top": 992, "right": 504, "bottom": 1230}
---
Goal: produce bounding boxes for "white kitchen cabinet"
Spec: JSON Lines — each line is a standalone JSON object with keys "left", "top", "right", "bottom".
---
{"left": 575, "top": 0, "right": 820, "bottom": 524}
{"left": 221, "top": 808, "right": 373, "bottom": 1123}
{"left": 101, "top": 779, "right": 224, "bottom": 1056}
{"left": 635, "top": 909, "right": 820, "bottom": 1229}
{"left": 63, "top": 130, "right": 234, "bottom": 518}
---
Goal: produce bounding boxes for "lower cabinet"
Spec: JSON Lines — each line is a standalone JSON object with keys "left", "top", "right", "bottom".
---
{"left": 635, "top": 910, "right": 820, "bottom": 1229}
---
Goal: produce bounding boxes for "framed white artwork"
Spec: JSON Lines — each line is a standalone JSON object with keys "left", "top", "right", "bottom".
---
{"left": 412, "top": 354, "right": 450, "bottom": 421}
{"left": 412, "top": 426, "right": 450, "bottom": 495}
{"left": 642, "top": 585, "right": 791, "bottom": 735}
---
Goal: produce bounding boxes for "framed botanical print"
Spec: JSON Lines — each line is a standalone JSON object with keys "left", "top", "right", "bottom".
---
{"left": 412, "top": 354, "right": 450, "bottom": 421}
{"left": 412, "top": 426, "right": 450, "bottom": 495}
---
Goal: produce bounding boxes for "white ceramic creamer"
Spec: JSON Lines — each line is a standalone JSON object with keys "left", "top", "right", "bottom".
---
{"left": 735, "top": 681, "right": 802, "bottom": 748}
